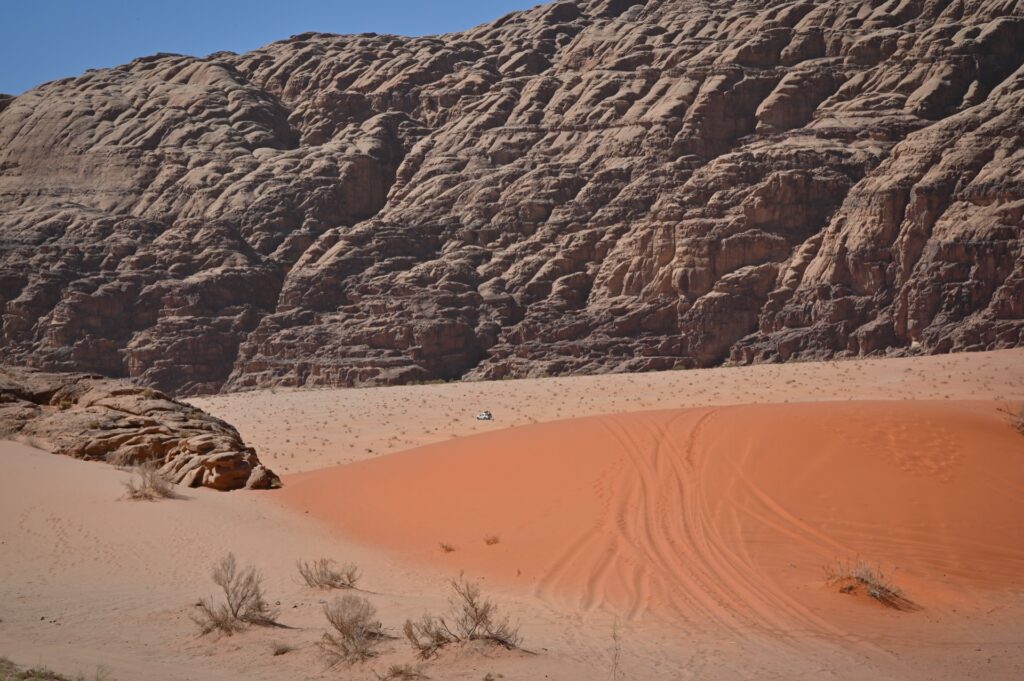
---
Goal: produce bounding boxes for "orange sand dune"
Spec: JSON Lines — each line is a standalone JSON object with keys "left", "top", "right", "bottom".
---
{"left": 280, "top": 400, "right": 1024, "bottom": 634}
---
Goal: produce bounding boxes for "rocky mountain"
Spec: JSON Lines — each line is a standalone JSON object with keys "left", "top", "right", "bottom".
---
{"left": 1, "top": 0, "right": 1021, "bottom": 396}
{"left": 0, "top": 366, "right": 278, "bottom": 490}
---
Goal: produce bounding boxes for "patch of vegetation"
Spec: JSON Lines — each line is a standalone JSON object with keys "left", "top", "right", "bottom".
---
{"left": 320, "top": 594, "right": 389, "bottom": 666}
{"left": 404, "top": 576, "right": 522, "bottom": 659}
{"left": 483, "top": 535, "right": 500, "bottom": 546}
{"left": 0, "top": 658, "right": 109, "bottom": 681}
{"left": 997, "top": 404, "right": 1024, "bottom": 436}
{"left": 439, "top": 543, "right": 455, "bottom": 553}
{"left": 270, "top": 641, "right": 295, "bottom": 656}
{"left": 825, "top": 559, "right": 916, "bottom": 610}
{"left": 609, "top": 619, "right": 622, "bottom": 681}
{"left": 297, "top": 557, "right": 360, "bottom": 590}
{"left": 192, "top": 553, "right": 279, "bottom": 635}
{"left": 122, "top": 461, "right": 176, "bottom": 501}
{"left": 374, "top": 664, "right": 429, "bottom": 680}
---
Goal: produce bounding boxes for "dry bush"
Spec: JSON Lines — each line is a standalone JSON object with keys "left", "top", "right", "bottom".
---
{"left": 374, "top": 664, "right": 429, "bottom": 680}
{"left": 297, "top": 558, "right": 359, "bottom": 590}
{"left": 402, "top": 614, "right": 453, "bottom": 660}
{"left": 483, "top": 535, "right": 500, "bottom": 546}
{"left": 105, "top": 449, "right": 135, "bottom": 468}
{"left": 439, "top": 543, "right": 455, "bottom": 553}
{"left": 404, "top": 576, "right": 522, "bottom": 659}
{"left": 825, "top": 559, "right": 915, "bottom": 610}
{"left": 320, "top": 594, "right": 388, "bottom": 666}
{"left": 0, "top": 658, "right": 110, "bottom": 681}
{"left": 609, "top": 620, "right": 622, "bottom": 681}
{"left": 122, "top": 461, "right": 175, "bottom": 500}
{"left": 447, "top": 577, "right": 521, "bottom": 647}
{"left": 997, "top": 404, "right": 1024, "bottom": 435}
{"left": 270, "top": 641, "right": 294, "bottom": 656}
{"left": 192, "top": 553, "right": 278, "bottom": 635}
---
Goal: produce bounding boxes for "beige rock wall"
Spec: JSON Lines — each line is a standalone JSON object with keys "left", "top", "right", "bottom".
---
{"left": 1, "top": 0, "right": 1021, "bottom": 394}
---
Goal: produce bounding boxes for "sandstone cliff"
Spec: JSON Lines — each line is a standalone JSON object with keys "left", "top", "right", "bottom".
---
{"left": 1, "top": 0, "right": 1021, "bottom": 395}
{"left": 0, "top": 367, "right": 279, "bottom": 490}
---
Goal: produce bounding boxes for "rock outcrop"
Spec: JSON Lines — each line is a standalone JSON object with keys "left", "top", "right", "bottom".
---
{"left": 1, "top": 0, "right": 1022, "bottom": 395}
{"left": 0, "top": 366, "right": 279, "bottom": 490}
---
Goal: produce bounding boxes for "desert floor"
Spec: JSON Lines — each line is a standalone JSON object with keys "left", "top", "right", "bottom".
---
{"left": 2, "top": 349, "right": 1023, "bottom": 680}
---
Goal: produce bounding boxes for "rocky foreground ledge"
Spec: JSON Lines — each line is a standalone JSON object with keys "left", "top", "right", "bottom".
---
{"left": 0, "top": 367, "right": 279, "bottom": 491}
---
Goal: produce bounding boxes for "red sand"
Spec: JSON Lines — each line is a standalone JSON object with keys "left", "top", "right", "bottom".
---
{"left": 6, "top": 352, "right": 1024, "bottom": 680}
{"left": 279, "top": 400, "right": 1024, "bottom": 633}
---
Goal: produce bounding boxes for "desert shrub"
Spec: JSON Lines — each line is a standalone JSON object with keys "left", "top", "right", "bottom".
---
{"left": 374, "top": 664, "right": 429, "bottom": 680}
{"left": 192, "top": 553, "right": 278, "bottom": 635}
{"left": 122, "top": 461, "right": 175, "bottom": 500}
{"left": 0, "top": 658, "right": 109, "bottom": 681}
{"left": 825, "top": 559, "right": 915, "bottom": 610}
{"left": 270, "top": 641, "right": 294, "bottom": 656}
{"left": 483, "top": 535, "right": 500, "bottom": 546}
{"left": 996, "top": 404, "right": 1024, "bottom": 435}
{"left": 439, "top": 543, "right": 455, "bottom": 553}
{"left": 402, "top": 614, "right": 453, "bottom": 660}
{"left": 447, "top": 577, "right": 520, "bottom": 645}
{"left": 320, "top": 595, "right": 388, "bottom": 665}
{"left": 609, "top": 620, "right": 622, "bottom": 681}
{"left": 404, "top": 576, "right": 521, "bottom": 659}
{"left": 297, "top": 558, "right": 359, "bottom": 589}
{"left": 105, "top": 449, "right": 134, "bottom": 468}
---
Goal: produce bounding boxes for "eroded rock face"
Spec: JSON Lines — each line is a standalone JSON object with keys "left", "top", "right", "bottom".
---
{"left": 0, "top": 366, "right": 279, "bottom": 490}
{"left": 1, "top": 0, "right": 1022, "bottom": 394}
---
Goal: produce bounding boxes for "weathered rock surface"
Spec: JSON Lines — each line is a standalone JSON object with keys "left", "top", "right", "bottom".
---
{"left": 0, "top": 366, "right": 279, "bottom": 490}
{"left": 1, "top": 0, "right": 1022, "bottom": 394}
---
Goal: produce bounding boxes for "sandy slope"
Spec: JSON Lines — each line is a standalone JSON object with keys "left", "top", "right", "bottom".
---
{"left": 280, "top": 401, "right": 1024, "bottom": 613}
{"left": 0, "top": 441, "right": 569, "bottom": 681}
{"left": 191, "top": 349, "right": 1024, "bottom": 475}
{"left": 2, "top": 351, "right": 1024, "bottom": 680}
{"left": 278, "top": 400, "right": 1024, "bottom": 677}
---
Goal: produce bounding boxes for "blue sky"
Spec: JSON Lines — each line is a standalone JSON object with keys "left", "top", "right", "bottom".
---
{"left": 0, "top": 1, "right": 541, "bottom": 94}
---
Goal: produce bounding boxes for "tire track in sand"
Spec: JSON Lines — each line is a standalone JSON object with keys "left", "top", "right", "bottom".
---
{"left": 534, "top": 407, "right": 857, "bottom": 646}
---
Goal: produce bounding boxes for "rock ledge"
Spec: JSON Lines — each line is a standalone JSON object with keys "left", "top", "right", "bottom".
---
{"left": 0, "top": 366, "right": 279, "bottom": 491}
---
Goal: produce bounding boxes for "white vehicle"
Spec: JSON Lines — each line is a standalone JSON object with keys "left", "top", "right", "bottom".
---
{"left": 475, "top": 410, "right": 493, "bottom": 421}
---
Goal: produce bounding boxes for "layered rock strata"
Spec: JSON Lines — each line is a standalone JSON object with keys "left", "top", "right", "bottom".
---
{"left": 0, "top": 366, "right": 279, "bottom": 490}
{"left": 1, "top": 0, "right": 1021, "bottom": 394}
